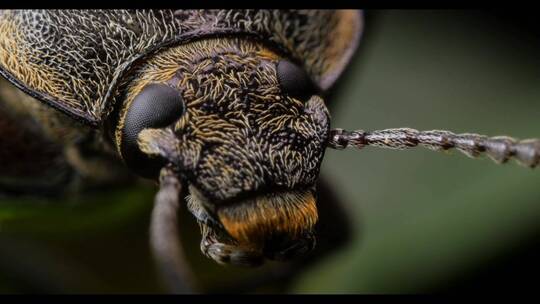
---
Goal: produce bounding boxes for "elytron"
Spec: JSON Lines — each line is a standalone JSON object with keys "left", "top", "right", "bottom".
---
{"left": 0, "top": 10, "right": 539, "bottom": 293}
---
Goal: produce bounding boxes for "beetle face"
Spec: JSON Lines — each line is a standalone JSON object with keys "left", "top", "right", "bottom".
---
{"left": 114, "top": 38, "right": 330, "bottom": 265}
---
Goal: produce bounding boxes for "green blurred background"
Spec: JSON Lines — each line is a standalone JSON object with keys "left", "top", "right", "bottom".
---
{"left": 1, "top": 10, "right": 540, "bottom": 293}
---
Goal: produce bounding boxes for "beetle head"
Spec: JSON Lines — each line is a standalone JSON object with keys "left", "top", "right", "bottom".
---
{"left": 113, "top": 38, "right": 330, "bottom": 266}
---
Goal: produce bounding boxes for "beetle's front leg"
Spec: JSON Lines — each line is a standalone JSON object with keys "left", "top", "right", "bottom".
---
{"left": 63, "top": 137, "right": 135, "bottom": 191}
{"left": 0, "top": 78, "right": 133, "bottom": 195}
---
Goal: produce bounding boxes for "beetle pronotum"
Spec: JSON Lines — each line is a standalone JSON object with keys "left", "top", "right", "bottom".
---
{"left": 0, "top": 10, "right": 539, "bottom": 293}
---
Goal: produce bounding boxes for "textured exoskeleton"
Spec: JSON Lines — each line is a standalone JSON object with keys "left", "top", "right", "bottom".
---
{"left": 0, "top": 10, "right": 363, "bottom": 292}
{"left": 2, "top": 9, "right": 540, "bottom": 294}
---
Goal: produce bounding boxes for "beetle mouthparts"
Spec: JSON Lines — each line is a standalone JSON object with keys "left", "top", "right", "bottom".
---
{"left": 216, "top": 190, "right": 318, "bottom": 246}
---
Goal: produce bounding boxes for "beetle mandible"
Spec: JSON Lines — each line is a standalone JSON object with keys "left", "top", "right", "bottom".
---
{"left": 1, "top": 10, "right": 539, "bottom": 293}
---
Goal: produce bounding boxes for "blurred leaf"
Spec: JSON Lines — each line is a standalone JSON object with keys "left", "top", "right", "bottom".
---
{"left": 0, "top": 184, "right": 155, "bottom": 237}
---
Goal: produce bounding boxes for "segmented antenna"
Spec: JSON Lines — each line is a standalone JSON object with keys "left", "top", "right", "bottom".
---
{"left": 150, "top": 166, "right": 196, "bottom": 293}
{"left": 328, "top": 128, "right": 540, "bottom": 168}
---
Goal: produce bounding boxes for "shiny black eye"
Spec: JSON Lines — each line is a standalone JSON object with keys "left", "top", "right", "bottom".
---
{"left": 121, "top": 83, "right": 185, "bottom": 178}
{"left": 277, "top": 60, "right": 317, "bottom": 101}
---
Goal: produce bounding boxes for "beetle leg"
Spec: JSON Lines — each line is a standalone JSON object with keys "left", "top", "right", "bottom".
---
{"left": 63, "top": 136, "right": 134, "bottom": 191}
{"left": 0, "top": 77, "right": 133, "bottom": 195}
{"left": 329, "top": 128, "right": 540, "bottom": 168}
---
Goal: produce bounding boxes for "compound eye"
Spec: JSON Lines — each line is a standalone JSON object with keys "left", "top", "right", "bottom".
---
{"left": 277, "top": 60, "right": 317, "bottom": 101}
{"left": 121, "top": 83, "right": 185, "bottom": 178}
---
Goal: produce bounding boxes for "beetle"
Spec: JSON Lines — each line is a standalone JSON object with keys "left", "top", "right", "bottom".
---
{"left": 0, "top": 9, "right": 539, "bottom": 293}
